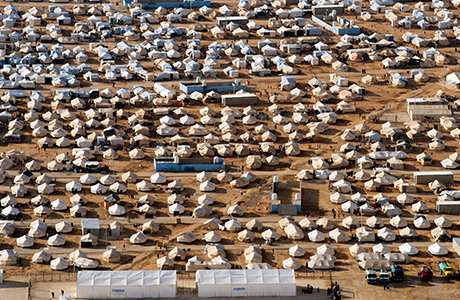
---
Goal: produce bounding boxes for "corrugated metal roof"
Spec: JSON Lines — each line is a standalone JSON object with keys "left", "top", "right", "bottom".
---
{"left": 414, "top": 171, "right": 453, "bottom": 176}
{"left": 436, "top": 201, "right": 460, "bottom": 205}
{"left": 81, "top": 218, "right": 100, "bottom": 229}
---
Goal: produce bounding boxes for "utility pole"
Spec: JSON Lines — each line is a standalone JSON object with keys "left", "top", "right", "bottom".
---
{"left": 106, "top": 216, "right": 108, "bottom": 248}
{"left": 443, "top": 66, "right": 446, "bottom": 95}
{"left": 236, "top": 152, "right": 239, "bottom": 174}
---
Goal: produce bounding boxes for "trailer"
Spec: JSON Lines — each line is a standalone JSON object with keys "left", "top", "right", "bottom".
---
{"left": 413, "top": 171, "right": 454, "bottom": 185}
{"left": 436, "top": 201, "right": 460, "bottom": 215}
{"left": 453, "top": 238, "right": 460, "bottom": 257}
{"left": 221, "top": 93, "right": 258, "bottom": 106}
{"left": 124, "top": 0, "right": 210, "bottom": 8}
{"left": 216, "top": 16, "right": 249, "bottom": 27}
{"left": 154, "top": 156, "right": 225, "bottom": 172}
{"left": 180, "top": 80, "right": 247, "bottom": 94}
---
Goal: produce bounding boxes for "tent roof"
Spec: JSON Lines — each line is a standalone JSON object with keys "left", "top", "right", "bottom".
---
{"left": 77, "top": 270, "right": 177, "bottom": 286}
{"left": 196, "top": 269, "right": 295, "bottom": 285}
{"left": 81, "top": 218, "right": 100, "bottom": 229}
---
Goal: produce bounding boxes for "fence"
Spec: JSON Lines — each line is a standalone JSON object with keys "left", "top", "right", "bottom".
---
{"left": 28, "top": 271, "right": 201, "bottom": 282}
{"left": 29, "top": 271, "right": 197, "bottom": 296}
{"left": 296, "top": 269, "right": 334, "bottom": 278}
{"left": 29, "top": 272, "right": 78, "bottom": 283}
{"left": 28, "top": 270, "right": 333, "bottom": 292}
{"left": 312, "top": 16, "right": 361, "bottom": 35}
{"left": 177, "top": 279, "right": 197, "bottom": 295}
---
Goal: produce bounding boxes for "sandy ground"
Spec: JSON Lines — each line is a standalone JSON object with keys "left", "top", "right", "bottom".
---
{"left": 1, "top": 0, "right": 460, "bottom": 299}
{"left": 5, "top": 271, "right": 460, "bottom": 300}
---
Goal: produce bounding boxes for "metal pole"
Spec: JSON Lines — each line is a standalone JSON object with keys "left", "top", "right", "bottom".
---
{"left": 443, "top": 66, "right": 446, "bottom": 95}
{"left": 106, "top": 216, "right": 109, "bottom": 248}
{"left": 28, "top": 274, "right": 31, "bottom": 300}
{"left": 237, "top": 152, "right": 239, "bottom": 174}
{"left": 360, "top": 210, "right": 363, "bottom": 300}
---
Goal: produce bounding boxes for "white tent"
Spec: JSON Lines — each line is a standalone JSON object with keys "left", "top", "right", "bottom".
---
{"left": 77, "top": 270, "right": 177, "bottom": 299}
{"left": 428, "top": 243, "right": 448, "bottom": 256}
{"left": 373, "top": 243, "right": 391, "bottom": 255}
{"left": 298, "top": 218, "right": 316, "bottom": 230}
{"left": 75, "top": 257, "right": 99, "bottom": 269}
{"left": 51, "top": 199, "right": 67, "bottom": 211}
{"left": 377, "top": 227, "right": 396, "bottom": 242}
{"left": 48, "top": 234, "right": 66, "bottom": 246}
{"left": 196, "top": 269, "right": 296, "bottom": 297}
{"left": 284, "top": 224, "right": 304, "bottom": 240}
{"left": 17, "top": 235, "right": 34, "bottom": 248}
{"left": 330, "top": 192, "right": 346, "bottom": 204}
{"left": 399, "top": 242, "right": 419, "bottom": 255}
{"left": 289, "top": 245, "right": 306, "bottom": 257}
{"left": 51, "top": 257, "right": 69, "bottom": 271}
{"left": 108, "top": 204, "right": 126, "bottom": 216}
{"left": 349, "top": 243, "right": 365, "bottom": 258}
{"left": 130, "top": 232, "right": 148, "bottom": 244}
{"left": 282, "top": 258, "right": 301, "bottom": 270}
{"left": 151, "top": 173, "right": 167, "bottom": 184}
{"left": 32, "top": 250, "right": 52, "bottom": 264}
{"left": 56, "top": 221, "right": 73, "bottom": 233}
{"left": 342, "top": 216, "right": 358, "bottom": 229}
{"left": 414, "top": 217, "right": 431, "bottom": 229}
{"left": 435, "top": 216, "right": 452, "bottom": 228}
{"left": 308, "top": 229, "right": 325, "bottom": 242}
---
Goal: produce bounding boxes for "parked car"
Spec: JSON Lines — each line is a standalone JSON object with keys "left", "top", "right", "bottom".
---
{"left": 418, "top": 266, "right": 433, "bottom": 281}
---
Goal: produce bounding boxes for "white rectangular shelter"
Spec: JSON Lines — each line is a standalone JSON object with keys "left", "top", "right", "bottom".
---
{"left": 77, "top": 270, "right": 176, "bottom": 299}
{"left": 196, "top": 269, "right": 296, "bottom": 297}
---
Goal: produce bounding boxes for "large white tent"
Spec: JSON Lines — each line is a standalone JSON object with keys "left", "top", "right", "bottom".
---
{"left": 196, "top": 269, "right": 296, "bottom": 297}
{"left": 77, "top": 270, "right": 177, "bottom": 299}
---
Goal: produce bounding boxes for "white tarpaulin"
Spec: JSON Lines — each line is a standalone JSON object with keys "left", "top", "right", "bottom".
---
{"left": 369, "top": 151, "right": 407, "bottom": 160}
{"left": 77, "top": 270, "right": 176, "bottom": 299}
{"left": 439, "top": 190, "right": 460, "bottom": 199}
{"left": 196, "top": 269, "right": 296, "bottom": 297}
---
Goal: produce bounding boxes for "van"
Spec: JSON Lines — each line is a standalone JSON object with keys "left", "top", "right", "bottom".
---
{"left": 366, "top": 269, "right": 378, "bottom": 284}
{"left": 379, "top": 268, "right": 390, "bottom": 283}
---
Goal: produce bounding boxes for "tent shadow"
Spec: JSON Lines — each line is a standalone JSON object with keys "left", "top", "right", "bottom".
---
{"left": 0, "top": 280, "right": 29, "bottom": 288}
